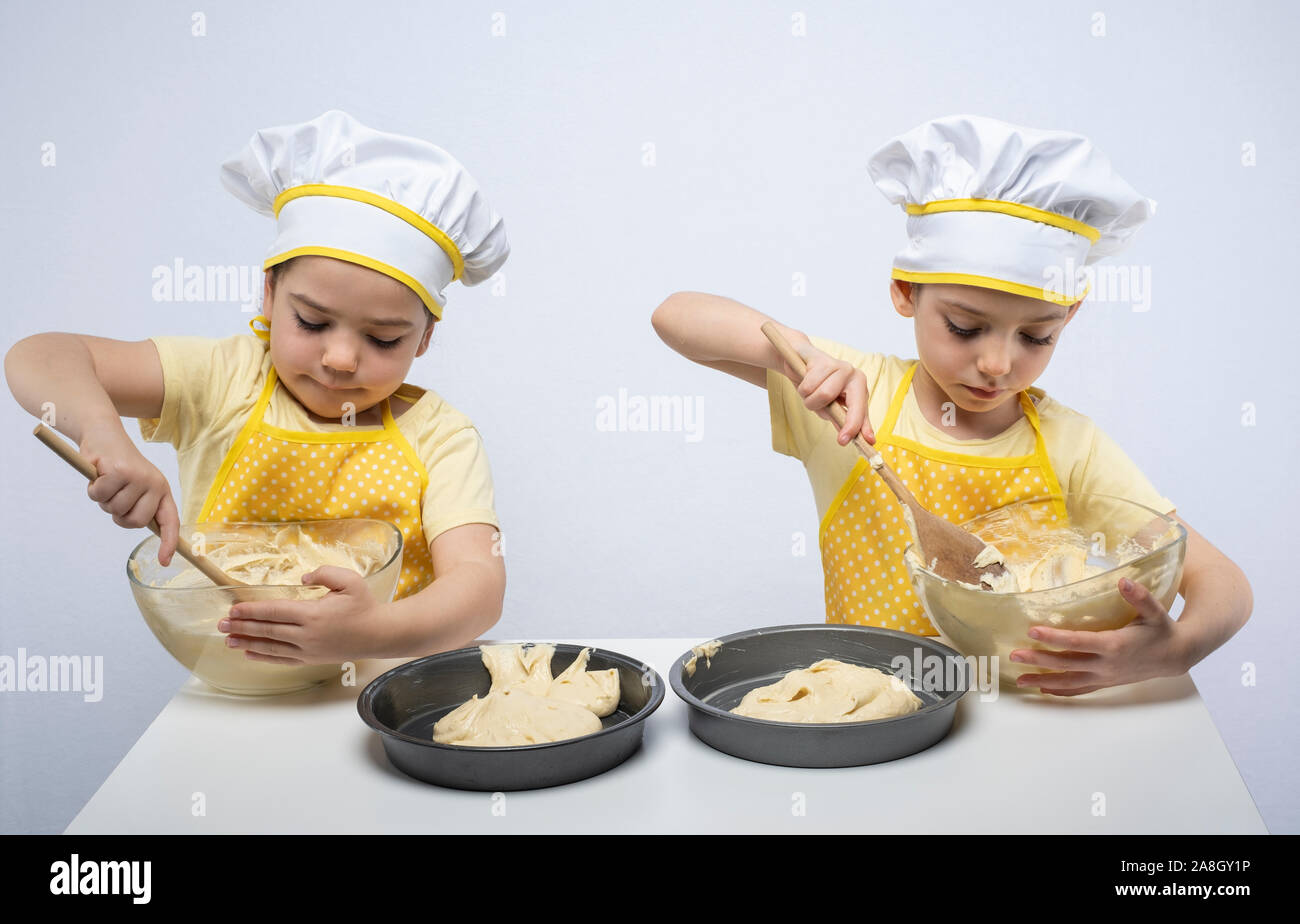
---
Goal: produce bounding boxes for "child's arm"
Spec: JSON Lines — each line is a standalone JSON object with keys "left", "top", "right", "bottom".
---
{"left": 1164, "top": 514, "right": 1252, "bottom": 667}
{"left": 370, "top": 522, "right": 505, "bottom": 658}
{"left": 5, "top": 334, "right": 182, "bottom": 564}
{"left": 652, "top": 291, "right": 875, "bottom": 445}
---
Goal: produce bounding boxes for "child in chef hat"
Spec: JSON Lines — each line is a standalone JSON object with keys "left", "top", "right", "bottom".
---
{"left": 653, "top": 114, "right": 1251, "bottom": 696}
{"left": 6, "top": 109, "right": 509, "bottom": 663}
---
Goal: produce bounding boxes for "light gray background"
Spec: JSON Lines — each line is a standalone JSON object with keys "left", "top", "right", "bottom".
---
{"left": 1, "top": 0, "right": 1293, "bottom": 834}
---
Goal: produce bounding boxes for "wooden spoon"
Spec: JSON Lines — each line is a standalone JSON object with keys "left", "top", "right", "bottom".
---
{"left": 760, "top": 323, "right": 1007, "bottom": 587}
{"left": 33, "top": 423, "right": 251, "bottom": 589}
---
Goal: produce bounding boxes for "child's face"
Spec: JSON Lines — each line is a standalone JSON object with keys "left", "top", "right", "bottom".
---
{"left": 263, "top": 255, "right": 434, "bottom": 421}
{"left": 891, "top": 281, "right": 1079, "bottom": 414}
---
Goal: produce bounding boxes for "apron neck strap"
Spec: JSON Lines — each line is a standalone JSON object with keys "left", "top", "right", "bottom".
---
{"left": 883, "top": 360, "right": 1045, "bottom": 440}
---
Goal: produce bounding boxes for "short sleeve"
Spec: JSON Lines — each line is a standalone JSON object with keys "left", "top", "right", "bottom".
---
{"left": 420, "top": 425, "right": 500, "bottom": 542}
{"left": 766, "top": 335, "right": 886, "bottom": 460}
{"left": 766, "top": 366, "right": 804, "bottom": 458}
{"left": 1074, "top": 425, "right": 1176, "bottom": 516}
{"left": 137, "top": 334, "right": 264, "bottom": 451}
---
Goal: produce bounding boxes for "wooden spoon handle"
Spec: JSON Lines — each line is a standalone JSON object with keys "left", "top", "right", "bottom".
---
{"left": 760, "top": 323, "right": 919, "bottom": 507}
{"left": 759, "top": 323, "right": 1007, "bottom": 584}
{"left": 32, "top": 423, "right": 245, "bottom": 587}
{"left": 760, "top": 323, "right": 879, "bottom": 458}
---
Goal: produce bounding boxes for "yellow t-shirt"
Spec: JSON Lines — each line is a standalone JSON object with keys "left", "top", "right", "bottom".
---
{"left": 137, "top": 333, "right": 500, "bottom": 550}
{"left": 767, "top": 336, "right": 1176, "bottom": 523}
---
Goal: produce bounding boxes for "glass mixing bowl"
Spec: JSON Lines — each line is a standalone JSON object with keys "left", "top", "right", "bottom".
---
{"left": 127, "top": 519, "right": 402, "bottom": 695}
{"left": 904, "top": 494, "right": 1186, "bottom": 688}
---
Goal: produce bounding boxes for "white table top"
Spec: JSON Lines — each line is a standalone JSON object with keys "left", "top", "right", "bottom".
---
{"left": 65, "top": 638, "right": 1266, "bottom": 834}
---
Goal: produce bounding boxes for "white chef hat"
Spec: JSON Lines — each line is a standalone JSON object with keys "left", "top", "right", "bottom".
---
{"left": 867, "top": 114, "right": 1153, "bottom": 305}
{"left": 220, "top": 109, "right": 508, "bottom": 319}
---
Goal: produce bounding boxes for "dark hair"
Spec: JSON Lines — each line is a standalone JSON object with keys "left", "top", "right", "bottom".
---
{"left": 268, "top": 257, "right": 435, "bottom": 331}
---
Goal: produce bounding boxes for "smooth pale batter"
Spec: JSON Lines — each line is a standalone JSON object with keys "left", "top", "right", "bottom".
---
{"left": 904, "top": 508, "right": 1153, "bottom": 596}
{"left": 433, "top": 644, "right": 620, "bottom": 747}
{"left": 129, "top": 524, "right": 393, "bottom": 694}
{"left": 964, "top": 529, "right": 1156, "bottom": 594}
{"left": 972, "top": 541, "right": 1101, "bottom": 593}
{"left": 131, "top": 524, "right": 390, "bottom": 589}
{"left": 731, "top": 659, "right": 923, "bottom": 723}
{"left": 682, "top": 639, "right": 722, "bottom": 677}
{"left": 901, "top": 504, "right": 920, "bottom": 546}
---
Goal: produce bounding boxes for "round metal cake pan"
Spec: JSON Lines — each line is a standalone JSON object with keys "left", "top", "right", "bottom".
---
{"left": 670, "top": 624, "right": 969, "bottom": 768}
{"left": 358, "top": 643, "right": 664, "bottom": 791}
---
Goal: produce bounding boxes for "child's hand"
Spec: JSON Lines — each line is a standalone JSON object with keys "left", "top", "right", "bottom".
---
{"left": 218, "top": 566, "right": 383, "bottom": 665}
{"left": 80, "top": 425, "right": 182, "bottom": 567}
{"left": 785, "top": 344, "right": 875, "bottom": 445}
{"left": 1009, "top": 577, "right": 1186, "bottom": 695}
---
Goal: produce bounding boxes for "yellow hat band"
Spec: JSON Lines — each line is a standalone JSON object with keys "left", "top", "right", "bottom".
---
{"left": 905, "top": 198, "right": 1101, "bottom": 244}
{"left": 263, "top": 246, "right": 444, "bottom": 320}
{"left": 891, "top": 269, "right": 1089, "bottom": 306}
{"left": 273, "top": 183, "right": 466, "bottom": 281}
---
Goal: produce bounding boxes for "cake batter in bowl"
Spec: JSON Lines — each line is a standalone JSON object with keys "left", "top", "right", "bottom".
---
{"left": 905, "top": 494, "right": 1186, "bottom": 687}
{"left": 127, "top": 519, "right": 402, "bottom": 695}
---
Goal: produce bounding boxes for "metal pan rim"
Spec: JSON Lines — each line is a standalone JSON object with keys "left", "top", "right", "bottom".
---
{"left": 358, "top": 642, "right": 665, "bottom": 753}
{"left": 670, "top": 622, "right": 969, "bottom": 729}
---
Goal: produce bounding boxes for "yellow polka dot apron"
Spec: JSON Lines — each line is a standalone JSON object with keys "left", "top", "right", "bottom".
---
{"left": 195, "top": 315, "right": 435, "bottom": 600}
{"left": 818, "top": 361, "right": 1067, "bottom": 634}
